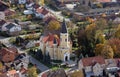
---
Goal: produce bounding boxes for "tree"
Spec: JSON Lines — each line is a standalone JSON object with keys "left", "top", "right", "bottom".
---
{"left": 108, "top": 38, "right": 120, "bottom": 58}
{"left": 48, "top": 20, "right": 61, "bottom": 30}
{"left": 114, "top": 25, "right": 120, "bottom": 38}
{"left": 28, "top": 66, "right": 38, "bottom": 77}
{"left": 101, "top": 45, "right": 114, "bottom": 59}
{"left": 85, "top": 23, "right": 96, "bottom": 41}
{"left": 70, "top": 70, "right": 84, "bottom": 77}
{"left": 95, "top": 18, "right": 107, "bottom": 31}
{"left": 36, "top": 49, "right": 43, "bottom": 60}
{"left": 95, "top": 30, "right": 106, "bottom": 44}
{"left": 95, "top": 44, "right": 114, "bottom": 59}
{"left": 94, "top": 44, "right": 104, "bottom": 56}
{"left": 0, "top": 62, "right": 3, "bottom": 70}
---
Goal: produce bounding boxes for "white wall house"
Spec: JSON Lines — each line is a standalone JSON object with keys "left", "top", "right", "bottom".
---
{"left": 0, "top": 12, "right": 5, "bottom": 20}
{"left": 35, "top": 7, "right": 54, "bottom": 19}
{"left": 1, "top": 22, "right": 21, "bottom": 36}
{"left": 78, "top": 56, "right": 105, "bottom": 76}
{"left": 19, "top": 0, "right": 26, "bottom": 4}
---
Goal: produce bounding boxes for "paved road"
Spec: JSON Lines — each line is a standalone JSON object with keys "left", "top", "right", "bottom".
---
{"left": 29, "top": 55, "right": 49, "bottom": 72}
{"left": 45, "top": 6, "right": 70, "bottom": 21}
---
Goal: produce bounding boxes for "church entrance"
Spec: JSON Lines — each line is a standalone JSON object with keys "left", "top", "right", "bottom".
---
{"left": 65, "top": 56, "right": 68, "bottom": 61}
{"left": 64, "top": 52, "right": 70, "bottom": 61}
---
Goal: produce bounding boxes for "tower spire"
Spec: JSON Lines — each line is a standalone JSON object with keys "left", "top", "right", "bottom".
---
{"left": 61, "top": 19, "right": 67, "bottom": 33}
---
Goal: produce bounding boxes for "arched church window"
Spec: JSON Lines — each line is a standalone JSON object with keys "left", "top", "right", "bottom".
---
{"left": 65, "top": 39, "right": 67, "bottom": 42}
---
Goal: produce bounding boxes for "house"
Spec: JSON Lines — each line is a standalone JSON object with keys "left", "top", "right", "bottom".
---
{"left": 41, "top": 69, "right": 67, "bottom": 77}
{"left": 0, "top": 47, "right": 19, "bottom": 63}
{"left": 35, "top": 7, "right": 53, "bottom": 19}
{"left": 1, "top": 22, "right": 21, "bottom": 36}
{"left": 78, "top": 56, "right": 105, "bottom": 76}
{"left": 0, "top": 12, "right": 5, "bottom": 20}
{"left": 113, "top": 17, "right": 120, "bottom": 24}
{"left": 39, "top": 19, "right": 72, "bottom": 61}
{"left": 18, "top": 21, "right": 31, "bottom": 29}
{"left": 7, "top": 70, "right": 20, "bottom": 77}
{"left": 0, "top": 20, "right": 6, "bottom": 30}
{"left": 0, "top": 1, "right": 9, "bottom": 11}
{"left": 4, "top": 9, "right": 16, "bottom": 18}
{"left": 56, "top": 0, "right": 79, "bottom": 4}
{"left": 105, "top": 59, "right": 117, "bottom": 68}
{"left": 18, "top": 0, "right": 26, "bottom": 4}
{"left": 19, "top": 67, "right": 28, "bottom": 77}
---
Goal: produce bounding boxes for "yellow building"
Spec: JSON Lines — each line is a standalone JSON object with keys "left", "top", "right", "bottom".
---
{"left": 39, "top": 20, "right": 72, "bottom": 61}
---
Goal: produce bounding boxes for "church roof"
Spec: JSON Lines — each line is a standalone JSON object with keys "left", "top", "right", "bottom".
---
{"left": 41, "top": 34, "right": 60, "bottom": 47}
{"left": 61, "top": 19, "right": 67, "bottom": 33}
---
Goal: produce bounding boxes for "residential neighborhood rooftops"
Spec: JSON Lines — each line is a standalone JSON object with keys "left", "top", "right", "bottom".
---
{"left": 0, "top": 0, "right": 9, "bottom": 11}
{"left": 81, "top": 56, "right": 105, "bottom": 67}
{"left": 36, "top": 7, "right": 49, "bottom": 15}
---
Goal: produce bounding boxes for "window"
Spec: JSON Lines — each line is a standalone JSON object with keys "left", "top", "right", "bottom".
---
{"left": 65, "top": 39, "right": 67, "bottom": 42}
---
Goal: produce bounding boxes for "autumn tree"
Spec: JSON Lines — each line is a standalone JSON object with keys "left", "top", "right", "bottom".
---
{"left": 94, "top": 44, "right": 104, "bottom": 56}
{"left": 95, "top": 18, "right": 108, "bottom": 31}
{"left": 95, "top": 30, "right": 106, "bottom": 44}
{"left": 108, "top": 38, "right": 120, "bottom": 58}
{"left": 114, "top": 25, "right": 120, "bottom": 38}
{"left": 0, "top": 62, "right": 3, "bottom": 70}
{"left": 48, "top": 20, "right": 61, "bottom": 30}
{"left": 69, "top": 70, "right": 84, "bottom": 77}
{"left": 95, "top": 44, "right": 114, "bottom": 59}
{"left": 101, "top": 45, "right": 114, "bottom": 59}
{"left": 28, "top": 66, "right": 38, "bottom": 77}
{"left": 85, "top": 23, "right": 96, "bottom": 41}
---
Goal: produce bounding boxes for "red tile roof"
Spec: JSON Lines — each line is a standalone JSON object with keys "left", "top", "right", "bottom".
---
{"left": 41, "top": 34, "right": 60, "bottom": 47}
{"left": 36, "top": 7, "right": 49, "bottom": 15}
{"left": 81, "top": 56, "right": 105, "bottom": 67}
{"left": 97, "top": 0, "right": 111, "bottom": 2}
{"left": 0, "top": 48, "right": 14, "bottom": 56}
{"left": 7, "top": 47, "right": 18, "bottom": 54}
{"left": 41, "top": 72, "right": 48, "bottom": 77}
{"left": 4, "top": 9, "right": 15, "bottom": 16}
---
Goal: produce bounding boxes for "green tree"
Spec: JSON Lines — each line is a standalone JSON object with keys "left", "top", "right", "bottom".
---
{"left": 28, "top": 66, "right": 38, "bottom": 77}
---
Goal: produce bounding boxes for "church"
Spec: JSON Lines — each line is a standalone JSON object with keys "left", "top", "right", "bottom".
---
{"left": 39, "top": 20, "right": 72, "bottom": 61}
